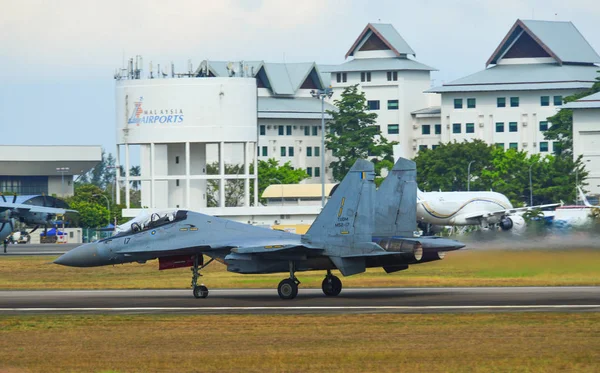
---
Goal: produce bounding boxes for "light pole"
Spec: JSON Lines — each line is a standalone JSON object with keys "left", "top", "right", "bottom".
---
{"left": 467, "top": 160, "right": 475, "bottom": 191}
{"left": 56, "top": 167, "right": 70, "bottom": 198}
{"left": 106, "top": 166, "right": 119, "bottom": 204}
{"left": 93, "top": 194, "right": 111, "bottom": 227}
{"left": 528, "top": 163, "right": 534, "bottom": 206}
{"left": 310, "top": 87, "right": 333, "bottom": 207}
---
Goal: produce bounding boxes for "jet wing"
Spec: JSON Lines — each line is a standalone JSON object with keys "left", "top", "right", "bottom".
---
{"left": 464, "top": 203, "right": 561, "bottom": 220}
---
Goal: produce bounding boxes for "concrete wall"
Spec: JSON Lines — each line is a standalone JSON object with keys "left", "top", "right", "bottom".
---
{"left": 573, "top": 108, "right": 600, "bottom": 195}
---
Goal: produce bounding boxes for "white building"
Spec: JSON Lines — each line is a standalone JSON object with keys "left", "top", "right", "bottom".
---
{"left": 564, "top": 91, "right": 600, "bottom": 195}
{"left": 115, "top": 78, "right": 258, "bottom": 211}
{"left": 324, "top": 23, "right": 439, "bottom": 159}
{"left": 424, "top": 19, "right": 600, "bottom": 154}
{"left": 0, "top": 145, "right": 101, "bottom": 197}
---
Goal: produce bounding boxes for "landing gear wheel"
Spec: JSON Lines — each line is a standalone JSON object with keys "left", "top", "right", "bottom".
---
{"left": 322, "top": 275, "right": 342, "bottom": 296}
{"left": 193, "top": 285, "right": 209, "bottom": 299}
{"left": 278, "top": 279, "right": 298, "bottom": 300}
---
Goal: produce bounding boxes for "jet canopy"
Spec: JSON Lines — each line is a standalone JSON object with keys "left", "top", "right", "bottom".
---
{"left": 115, "top": 210, "right": 188, "bottom": 236}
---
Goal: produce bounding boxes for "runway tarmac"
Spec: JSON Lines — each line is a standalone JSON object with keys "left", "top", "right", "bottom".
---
{"left": 0, "top": 243, "right": 77, "bottom": 256}
{"left": 1, "top": 286, "right": 599, "bottom": 315}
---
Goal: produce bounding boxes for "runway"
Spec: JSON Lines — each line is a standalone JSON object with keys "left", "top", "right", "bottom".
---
{"left": 0, "top": 243, "right": 77, "bottom": 256}
{"left": 1, "top": 286, "right": 599, "bottom": 315}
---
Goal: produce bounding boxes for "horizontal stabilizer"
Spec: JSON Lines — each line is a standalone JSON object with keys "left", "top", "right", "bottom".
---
{"left": 383, "top": 264, "right": 409, "bottom": 274}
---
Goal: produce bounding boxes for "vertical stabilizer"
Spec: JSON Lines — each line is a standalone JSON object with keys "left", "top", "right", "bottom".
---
{"left": 375, "top": 157, "right": 417, "bottom": 237}
{"left": 305, "top": 159, "right": 375, "bottom": 247}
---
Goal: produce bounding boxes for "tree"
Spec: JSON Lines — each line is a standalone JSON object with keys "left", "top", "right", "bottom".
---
{"left": 129, "top": 166, "right": 141, "bottom": 190}
{"left": 545, "top": 71, "right": 600, "bottom": 154}
{"left": 326, "top": 84, "right": 397, "bottom": 182}
{"left": 65, "top": 184, "right": 127, "bottom": 228}
{"left": 205, "top": 163, "right": 246, "bottom": 207}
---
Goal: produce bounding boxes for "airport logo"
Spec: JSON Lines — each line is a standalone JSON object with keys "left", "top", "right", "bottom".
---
{"left": 128, "top": 97, "right": 184, "bottom": 125}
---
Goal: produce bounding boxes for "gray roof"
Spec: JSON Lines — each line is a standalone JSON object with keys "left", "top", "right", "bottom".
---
{"left": 521, "top": 20, "right": 600, "bottom": 64}
{"left": 322, "top": 58, "right": 436, "bottom": 73}
{"left": 487, "top": 19, "right": 600, "bottom": 65}
{"left": 427, "top": 63, "right": 599, "bottom": 93}
{"left": 411, "top": 106, "right": 441, "bottom": 115}
{"left": 258, "top": 97, "right": 336, "bottom": 119}
{"left": 563, "top": 91, "right": 600, "bottom": 109}
{"left": 197, "top": 60, "right": 325, "bottom": 96}
{"left": 346, "top": 23, "right": 415, "bottom": 58}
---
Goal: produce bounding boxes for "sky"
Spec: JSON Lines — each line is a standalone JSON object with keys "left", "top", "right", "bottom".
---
{"left": 1, "top": 0, "right": 599, "bottom": 158}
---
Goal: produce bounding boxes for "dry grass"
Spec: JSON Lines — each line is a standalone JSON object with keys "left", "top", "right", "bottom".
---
{"left": 0, "top": 313, "right": 599, "bottom": 372}
{"left": 1, "top": 249, "right": 600, "bottom": 290}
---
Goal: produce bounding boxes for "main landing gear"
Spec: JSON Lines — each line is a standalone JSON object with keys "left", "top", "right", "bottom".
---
{"left": 322, "top": 270, "right": 342, "bottom": 297}
{"left": 277, "top": 261, "right": 300, "bottom": 300}
{"left": 191, "top": 255, "right": 214, "bottom": 299}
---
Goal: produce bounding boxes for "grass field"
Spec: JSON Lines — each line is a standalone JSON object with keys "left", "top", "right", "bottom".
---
{"left": 0, "top": 313, "right": 599, "bottom": 372}
{"left": 1, "top": 249, "right": 600, "bottom": 289}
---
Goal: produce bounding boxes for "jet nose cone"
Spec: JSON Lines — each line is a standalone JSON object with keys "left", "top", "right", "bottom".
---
{"left": 54, "top": 243, "right": 100, "bottom": 267}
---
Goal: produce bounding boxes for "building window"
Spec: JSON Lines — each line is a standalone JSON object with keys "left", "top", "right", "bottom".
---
{"left": 419, "top": 145, "right": 428, "bottom": 151}
{"left": 360, "top": 72, "right": 371, "bottom": 82}
{"left": 314, "top": 146, "right": 320, "bottom": 157}
{"left": 280, "top": 147, "right": 286, "bottom": 156}
{"left": 387, "top": 100, "right": 399, "bottom": 110}
{"left": 306, "top": 147, "right": 312, "bottom": 157}
{"left": 257, "top": 146, "right": 260, "bottom": 156}
{"left": 175, "top": 156, "right": 179, "bottom": 164}
{"left": 312, "top": 126, "right": 318, "bottom": 136}
{"left": 374, "top": 125, "right": 381, "bottom": 134}
{"left": 496, "top": 122, "right": 504, "bottom": 132}
{"left": 259, "top": 125, "right": 266, "bottom": 135}
{"left": 554, "top": 95, "right": 563, "bottom": 106}
{"left": 262, "top": 146, "right": 268, "bottom": 156}
{"left": 288, "top": 147, "right": 294, "bottom": 156}
{"left": 540, "top": 142, "right": 548, "bottom": 152}
{"left": 307, "top": 167, "right": 312, "bottom": 177}
{"left": 454, "top": 99, "right": 463, "bottom": 109}
{"left": 434, "top": 124, "right": 441, "bottom": 135}
{"left": 422, "top": 125, "right": 431, "bottom": 135}
{"left": 496, "top": 143, "right": 504, "bottom": 149}
{"left": 314, "top": 167, "right": 321, "bottom": 177}
{"left": 497, "top": 97, "right": 506, "bottom": 108}
{"left": 388, "top": 124, "right": 399, "bottom": 134}
{"left": 509, "top": 122, "right": 518, "bottom": 132}
{"left": 541, "top": 96, "right": 550, "bottom": 106}
{"left": 510, "top": 97, "right": 519, "bottom": 107}
{"left": 176, "top": 179, "right": 180, "bottom": 187}
{"left": 432, "top": 145, "right": 439, "bottom": 150}
{"left": 278, "top": 126, "right": 284, "bottom": 136}
{"left": 539, "top": 121, "right": 549, "bottom": 131}
{"left": 286, "top": 125, "right": 292, "bottom": 135}
{"left": 342, "top": 73, "right": 347, "bottom": 82}
{"left": 367, "top": 100, "right": 380, "bottom": 110}
{"left": 386, "top": 71, "right": 398, "bottom": 81}
{"left": 467, "top": 98, "right": 476, "bottom": 108}
{"left": 466, "top": 123, "right": 475, "bottom": 133}
{"left": 509, "top": 142, "right": 518, "bottom": 150}
{"left": 336, "top": 73, "right": 347, "bottom": 83}
{"left": 304, "top": 126, "right": 310, "bottom": 136}
{"left": 452, "top": 123, "right": 461, "bottom": 134}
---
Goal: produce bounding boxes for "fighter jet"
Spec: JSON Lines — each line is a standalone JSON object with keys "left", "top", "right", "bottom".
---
{"left": 55, "top": 159, "right": 465, "bottom": 299}
{"left": 0, "top": 194, "right": 76, "bottom": 242}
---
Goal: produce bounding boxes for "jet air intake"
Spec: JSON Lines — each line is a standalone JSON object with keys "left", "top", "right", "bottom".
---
{"left": 374, "top": 238, "right": 423, "bottom": 262}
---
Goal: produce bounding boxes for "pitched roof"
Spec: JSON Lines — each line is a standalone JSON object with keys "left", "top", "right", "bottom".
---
{"left": 427, "top": 63, "right": 599, "bottom": 93}
{"left": 563, "top": 91, "right": 600, "bottom": 109}
{"left": 322, "top": 57, "right": 435, "bottom": 73}
{"left": 487, "top": 19, "right": 600, "bottom": 66}
{"left": 345, "top": 23, "right": 415, "bottom": 59}
{"left": 196, "top": 60, "right": 325, "bottom": 96}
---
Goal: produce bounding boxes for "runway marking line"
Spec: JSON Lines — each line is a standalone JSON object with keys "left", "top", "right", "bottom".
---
{"left": 1, "top": 305, "right": 600, "bottom": 312}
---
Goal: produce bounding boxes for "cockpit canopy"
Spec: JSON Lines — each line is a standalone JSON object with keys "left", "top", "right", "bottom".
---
{"left": 114, "top": 210, "right": 188, "bottom": 236}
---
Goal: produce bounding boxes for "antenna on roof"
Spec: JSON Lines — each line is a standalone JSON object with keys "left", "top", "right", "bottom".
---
{"left": 171, "top": 62, "right": 175, "bottom": 78}
{"left": 149, "top": 61, "right": 154, "bottom": 79}
{"left": 188, "top": 59, "right": 193, "bottom": 75}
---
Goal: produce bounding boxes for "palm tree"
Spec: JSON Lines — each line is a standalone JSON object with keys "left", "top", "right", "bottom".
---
{"left": 129, "top": 166, "right": 141, "bottom": 190}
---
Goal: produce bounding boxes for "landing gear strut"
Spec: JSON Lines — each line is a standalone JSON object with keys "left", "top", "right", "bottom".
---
{"left": 277, "top": 261, "right": 300, "bottom": 300}
{"left": 322, "top": 270, "right": 342, "bottom": 296}
{"left": 191, "top": 255, "right": 213, "bottom": 299}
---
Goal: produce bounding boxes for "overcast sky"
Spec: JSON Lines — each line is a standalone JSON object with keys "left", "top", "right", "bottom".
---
{"left": 1, "top": 0, "right": 599, "bottom": 157}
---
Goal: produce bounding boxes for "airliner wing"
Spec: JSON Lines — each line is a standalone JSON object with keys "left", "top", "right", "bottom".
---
{"left": 464, "top": 203, "right": 560, "bottom": 220}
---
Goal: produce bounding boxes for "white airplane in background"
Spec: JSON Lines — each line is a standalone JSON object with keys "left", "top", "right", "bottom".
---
{"left": 416, "top": 189, "right": 559, "bottom": 234}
